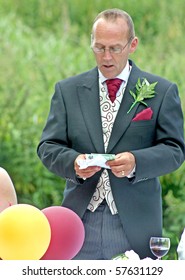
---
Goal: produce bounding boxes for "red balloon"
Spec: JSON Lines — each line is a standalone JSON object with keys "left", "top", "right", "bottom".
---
{"left": 41, "top": 206, "right": 85, "bottom": 260}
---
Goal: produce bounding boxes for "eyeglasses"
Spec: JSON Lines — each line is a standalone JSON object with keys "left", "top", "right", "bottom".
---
{"left": 92, "top": 38, "right": 132, "bottom": 54}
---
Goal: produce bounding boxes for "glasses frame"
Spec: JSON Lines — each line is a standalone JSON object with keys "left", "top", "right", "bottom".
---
{"left": 91, "top": 37, "right": 133, "bottom": 54}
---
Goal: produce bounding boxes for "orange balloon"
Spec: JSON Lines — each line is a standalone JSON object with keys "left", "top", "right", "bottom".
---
{"left": 0, "top": 204, "right": 51, "bottom": 260}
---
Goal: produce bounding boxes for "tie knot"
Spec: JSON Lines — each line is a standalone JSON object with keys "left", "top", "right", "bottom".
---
{"left": 106, "top": 78, "right": 122, "bottom": 102}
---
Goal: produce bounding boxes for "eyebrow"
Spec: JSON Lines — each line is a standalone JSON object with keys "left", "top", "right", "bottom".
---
{"left": 94, "top": 43, "right": 123, "bottom": 47}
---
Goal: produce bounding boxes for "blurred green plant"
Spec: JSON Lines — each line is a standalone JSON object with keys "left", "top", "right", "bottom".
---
{"left": 0, "top": 0, "right": 184, "bottom": 258}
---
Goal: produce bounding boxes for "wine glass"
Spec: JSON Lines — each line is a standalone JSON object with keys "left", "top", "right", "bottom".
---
{"left": 149, "top": 237, "right": 170, "bottom": 260}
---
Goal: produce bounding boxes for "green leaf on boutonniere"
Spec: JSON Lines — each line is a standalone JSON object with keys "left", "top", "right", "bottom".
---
{"left": 127, "top": 78, "right": 158, "bottom": 114}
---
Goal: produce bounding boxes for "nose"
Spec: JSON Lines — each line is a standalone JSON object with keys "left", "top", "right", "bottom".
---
{"left": 103, "top": 49, "right": 113, "bottom": 59}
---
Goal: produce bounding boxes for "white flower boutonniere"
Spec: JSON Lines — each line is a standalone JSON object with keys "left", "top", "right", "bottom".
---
{"left": 127, "top": 78, "right": 158, "bottom": 114}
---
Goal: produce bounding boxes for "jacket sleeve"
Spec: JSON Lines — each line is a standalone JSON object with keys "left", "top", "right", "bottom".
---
{"left": 37, "top": 82, "right": 80, "bottom": 182}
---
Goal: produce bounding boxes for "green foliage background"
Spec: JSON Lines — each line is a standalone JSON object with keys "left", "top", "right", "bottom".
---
{"left": 0, "top": 0, "right": 184, "bottom": 259}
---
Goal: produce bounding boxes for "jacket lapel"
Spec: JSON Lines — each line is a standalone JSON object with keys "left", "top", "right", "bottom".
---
{"left": 107, "top": 62, "right": 143, "bottom": 153}
{"left": 77, "top": 68, "right": 105, "bottom": 153}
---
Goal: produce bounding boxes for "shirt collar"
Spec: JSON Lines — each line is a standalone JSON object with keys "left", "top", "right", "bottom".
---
{"left": 98, "top": 60, "right": 131, "bottom": 84}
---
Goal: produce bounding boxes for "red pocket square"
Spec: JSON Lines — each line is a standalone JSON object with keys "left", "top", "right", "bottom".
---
{"left": 132, "top": 107, "right": 153, "bottom": 121}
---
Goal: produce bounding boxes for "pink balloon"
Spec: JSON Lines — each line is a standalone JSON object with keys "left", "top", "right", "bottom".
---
{"left": 41, "top": 206, "right": 85, "bottom": 260}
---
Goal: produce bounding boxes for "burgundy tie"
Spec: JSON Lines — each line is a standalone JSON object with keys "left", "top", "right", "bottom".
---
{"left": 106, "top": 78, "right": 122, "bottom": 103}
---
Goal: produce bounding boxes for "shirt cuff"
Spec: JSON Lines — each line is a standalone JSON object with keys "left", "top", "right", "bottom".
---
{"left": 127, "top": 165, "right": 136, "bottom": 178}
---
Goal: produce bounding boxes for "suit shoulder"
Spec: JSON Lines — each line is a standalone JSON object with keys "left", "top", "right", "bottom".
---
{"left": 131, "top": 60, "right": 175, "bottom": 87}
{"left": 56, "top": 67, "right": 98, "bottom": 87}
{"left": 142, "top": 71, "right": 174, "bottom": 86}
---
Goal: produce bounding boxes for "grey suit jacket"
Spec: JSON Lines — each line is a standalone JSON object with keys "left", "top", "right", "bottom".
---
{"left": 37, "top": 60, "right": 185, "bottom": 258}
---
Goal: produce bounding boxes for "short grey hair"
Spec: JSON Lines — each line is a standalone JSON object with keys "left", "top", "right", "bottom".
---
{"left": 92, "top": 8, "right": 135, "bottom": 40}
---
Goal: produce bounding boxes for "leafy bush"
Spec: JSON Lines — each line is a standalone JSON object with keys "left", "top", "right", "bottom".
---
{"left": 0, "top": 0, "right": 184, "bottom": 258}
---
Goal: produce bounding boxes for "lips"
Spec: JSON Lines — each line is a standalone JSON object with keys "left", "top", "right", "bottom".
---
{"left": 102, "top": 65, "right": 115, "bottom": 70}
{"left": 104, "top": 65, "right": 114, "bottom": 68}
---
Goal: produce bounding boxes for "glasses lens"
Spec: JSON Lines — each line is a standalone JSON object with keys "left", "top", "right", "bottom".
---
{"left": 93, "top": 47, "right": 103, "bottom": 53}
{"left": 111, "top": 48, "right": 122, "bottom": 54}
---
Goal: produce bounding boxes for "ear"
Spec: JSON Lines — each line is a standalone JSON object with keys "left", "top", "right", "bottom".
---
{"left": 129, "top": 37, "right": 139, "bottom": 54}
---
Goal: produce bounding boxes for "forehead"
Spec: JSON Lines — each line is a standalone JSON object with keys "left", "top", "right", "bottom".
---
{"left": 92, "top": 18, "right": 128, "bottom": 43}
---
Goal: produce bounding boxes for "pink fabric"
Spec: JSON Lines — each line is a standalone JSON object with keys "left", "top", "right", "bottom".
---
{"left": 132, "top": 107, "right": 153, "bottom": 121}
{"left": 106, "top": 78, "right": 122, "bottom": 102}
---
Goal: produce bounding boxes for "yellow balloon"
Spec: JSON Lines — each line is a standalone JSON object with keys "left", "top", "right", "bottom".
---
{"left": 0, "top": 204, "right": 51, "bottom": 260}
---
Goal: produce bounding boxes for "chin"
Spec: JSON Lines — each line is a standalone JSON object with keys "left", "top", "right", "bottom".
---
{"left": 100, "top": 66, "right": 119, "bottom": 78}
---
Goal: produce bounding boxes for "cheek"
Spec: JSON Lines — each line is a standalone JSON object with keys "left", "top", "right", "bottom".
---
{"left": 94, "top": 55, "right": 102, "bottom": 66}
{"left": 116, "top": 57, "right": 127, "bottom": 69}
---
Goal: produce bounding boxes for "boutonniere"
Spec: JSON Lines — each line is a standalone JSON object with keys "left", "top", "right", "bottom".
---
{"left": 127, "top": 78, "right": 158, "bottom": 114}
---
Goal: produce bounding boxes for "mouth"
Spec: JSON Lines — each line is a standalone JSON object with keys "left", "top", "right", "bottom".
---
{"left": 102, "top": 65, "right": 114, "bottom": 69}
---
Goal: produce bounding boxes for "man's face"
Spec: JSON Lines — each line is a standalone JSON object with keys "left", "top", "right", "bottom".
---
{"left": 91, "top": 18, "right": 138, "bottom": 79}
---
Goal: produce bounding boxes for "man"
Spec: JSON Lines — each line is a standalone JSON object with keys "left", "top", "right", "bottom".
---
{"left": 37, "top": 9, "right": 185, "bottom": 259}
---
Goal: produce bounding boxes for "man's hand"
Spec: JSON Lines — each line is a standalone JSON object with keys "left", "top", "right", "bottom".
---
{"left": 74, "top": 154, "right": 101, "bottom": 179}
{"left": 106, "top": 152, "right": 136, "bottom": 178}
